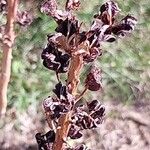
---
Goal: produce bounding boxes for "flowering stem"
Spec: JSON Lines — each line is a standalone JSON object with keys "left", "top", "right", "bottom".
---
{"left": 0, "top": 0, "right": 19, "bottom": 116}
{"left": 52, "top": 54, "right": 83, "bottom": 150}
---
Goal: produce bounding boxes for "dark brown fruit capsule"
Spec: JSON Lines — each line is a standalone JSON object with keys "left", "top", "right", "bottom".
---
{"left": 68, "top": 124, "right": 83, "bottom": 139}
{"left": 85, "top": 65, "right": 102, "bottom": 91}
{"left": 0, "top": 0, "right": 7, "bottom": 13}
{"left": 41, "top": 42, "right": 70, "bottom": 73}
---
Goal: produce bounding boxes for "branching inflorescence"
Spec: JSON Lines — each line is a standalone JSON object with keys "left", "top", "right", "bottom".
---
{"left": 36, "top": 0, "right": 137, "bottom": 150}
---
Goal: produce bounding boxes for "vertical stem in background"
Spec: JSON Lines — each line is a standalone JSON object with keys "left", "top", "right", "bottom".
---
{"left": 0, "top": 0, "right": 18, "bottom": 116}
{"left": 52, "top": 55, "right": 83, "bottom": 150}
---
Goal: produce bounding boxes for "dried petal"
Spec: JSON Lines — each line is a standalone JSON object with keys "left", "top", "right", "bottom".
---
{"left": 41, "top": 42, "right": 71, "bottom": 73}
{"left": 90, "top": 2, "right": 137, "bottom": 45}
{"left": 70, "top": 100, "right": 105, "bottom": 130}
{"left": 108, "top": 15, "right": 137, "bottom": 37}
{"left": 90, "top": 106, "right": 105, "bottom": 127}
{"left": 52, "top": 105, "right": 67, "bottom": 119}
{"left": 98, "top": 25, "right": 110, "bottom": 41}
{"left": 35, "top": 133, "right": 46, "bottom": 149}
{"left": 40, "top": 0, "right": 69, "bottom": 23}
{"left": 68, "top": 124, "right": 82, "bottom": 139}
{"left": 40, "top": 0, "right": 57, "bottom": 16}
{"left": 43, "top": 84, "right": 74, "bottom": 120}
{"left": 66, "top": 0, "right": 80, "bottom": 11}
{"left": 53, "top": 82, "right": 75, "bottom": 108}
{"left": 103, "top": 34, "right": 116, "bottom": 42}
{"left": 43, "top": 96, "right": 55, "bottom": 111}
{"left": 65, "top": 144, "right": 89, "bottom": 150}
{"left": 83, "top": 47, "right": 102, "bottom": 63}
{"left": 0, "top": 0, "right": 6, "bottom": 13}
{"left": 55, "top": 18, "right": 79, "bottom": 38}
{"left": 48, "top": 33, "right": 64, "bottom": 46}
{"left": 88, "top": 24, "right": 112, "bottom": 46}
{"left": 121, "top": 14, "right": 137, "bottom": 29}
{"left": 43, "top": 97, "right": 66, "bottom": 119}
{"left": 85, "top": 65, "right": 102, "bottom": 91}
{"left": 90, "top": 107, "right": 105, "bottom": 120}
{"left": 78, "top": 31, "right": 87, "bottom": 44}
{"left": 87, "top": 100, "right": 101, "bottom": 112}
{"left": 71, "top": 111, "right": 94, "bottom": 130}
{"left": 16, "top": 11, "right": 33, "bottom": 26}
{"left": 74, "top": 144, "right": 89, "bottom": 150}
{"left": 100, "top": 1, "right": 120, "bottom": 25}
{"left": 45, "top": 130, "right": 56, "bottom": 143}
{"left": 87, "top": 30, "right": 100, "bottom": 48}
{"left": 90, "top": 18, "right": 103, "bottom": 31}
{"left": 53, "top": 82, "right": 67, "bottom": 99}
{"left": 35, "top": 130, "right": 55, "bottom": 149}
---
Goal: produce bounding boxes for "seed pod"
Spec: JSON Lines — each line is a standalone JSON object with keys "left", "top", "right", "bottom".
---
{"left": 66, "top": 144, "right": 90, "bottom": 150}
{"left": 100, "top": 1, "right": 120, "bottom": 25}
{"left": 83, "top": 47, "right": 102, "bottom": 63}
{"left": 107, "top": 15, "right": 137, "bottom": 37}
{"left": 68, "top": 124, "right": 83, "bottom": 139}
{"left": 45, "top": 130, "right": 56, "bottom": 143}
{"left": 85, "top": 65, "right": 102, "bottom": 91}
{"left": 40, "top": 0, "right": 58, "bottom": 16}
{"left": 0, "top": 0, "right": 7, "bottom": 13}
{"left": 41, "top": 42, "right": 70, "bottom": 73}
{"left": 74, "top": 144, "right": 89, "bottom": 150}
{"left": 53, "top": 82, "right": 67, "bottom": 99}
{"left": 66, "top": 0, "right": 80, "bottom": 11}
{"left": 35, "top": 130, "right": 55, "bottom": 149}
{"left": 55, "top": 18, "right": 79, "bottom": 38}
{"left": 87, "top": 100, "right": 101, "bottom": 112}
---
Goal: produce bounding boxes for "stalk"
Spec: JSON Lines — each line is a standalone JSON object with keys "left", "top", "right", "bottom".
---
{"left": 0, "top": 0, "right": 18, "bottom": 116}
{"left": 53, "top": 55, "right": 83, "bottom": 150}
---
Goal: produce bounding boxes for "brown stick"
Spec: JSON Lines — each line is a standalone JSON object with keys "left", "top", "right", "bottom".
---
{"left": 52, "top": 55, "right": 83, "bottom": 150}
{"left": 0, "top": 0, "right": 18, "bottom": 116}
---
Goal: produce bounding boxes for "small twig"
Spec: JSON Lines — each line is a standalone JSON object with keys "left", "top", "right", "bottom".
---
{"left": 123, "top": 111, "right": 150, "bottom": 127}
{"left": 56, "top": 72, "right": 60, "bottom": 82}
{"left": 75, "top": 87, "right": 88, "bottom": 102}
{"left": 45, "top": 111, "right": 54, "bottom": 130}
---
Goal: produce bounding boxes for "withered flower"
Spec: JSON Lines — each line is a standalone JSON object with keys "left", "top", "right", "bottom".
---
{"left": 55, "top": 18, "right": 79, "bottom": 38}
{"left": 74, "top": 144, "right": 89, "bottom": 150}
{"left": 66, "top": 144, "right": 89, "bottom": 150}
{"left": 110, "top": 14, "right": 137, "bottom": 37}
{"left": 85, "top": 65, "right": 102, "bottom": 91}
{"left": 65, "top": 0, "right": 81, "bottom": 11}
{"left": 68, "top": 99, "right": 105, "bottom": 140}
{"left": 83, "top": 47, "right": 102, "bottom": 63}
{"left": 43, "top": 83, "right": 74, "bottom": 120}
{"left": 53, "top": 82, "right": 67, "bottom": 99}
{"left": 41, "top": 0, "right": 70, "bottom": 23}
{"left": 41, "top": 42, "right": 71, "bottom": 73}
{"left": 68, "top": 124, "right": 82, "bottom": 139}
{"left": 16, "top": 11, "right": 33, "bottom": 26}
{"left": 97, "top": 1, "right": 120, "bottom": 25}
{"left": 40, "top": 0, "right": 58, "bottom": 16}
{"left": 35, "top": 130, "right": 55, "bottom": 149}
{"left": 0, "top": 0, "right": 7, "bottom": 13}
{"left": 43, "top": 96, "right": 69, "bottom": 120}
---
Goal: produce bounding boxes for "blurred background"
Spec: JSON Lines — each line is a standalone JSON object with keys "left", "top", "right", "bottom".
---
{"left": 0, "top": 0, "right": 150, "bottom": 149}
